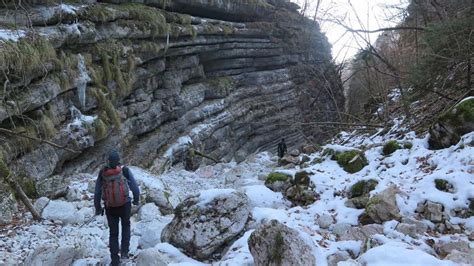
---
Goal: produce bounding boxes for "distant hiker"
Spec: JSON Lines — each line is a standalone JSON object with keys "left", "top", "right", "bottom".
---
{"left": 95, "top": 150, "right": 140, "bottom": 266}
{"left": 277, "top": 138, "right": 287, "bottom": 158}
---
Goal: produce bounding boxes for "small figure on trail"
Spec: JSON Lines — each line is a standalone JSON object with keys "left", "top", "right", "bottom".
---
{"left": 94, "top": 150, "right": 140, "bottom": 266}
{"left": 277, "top": 138, "right": 287, "bottom": 158}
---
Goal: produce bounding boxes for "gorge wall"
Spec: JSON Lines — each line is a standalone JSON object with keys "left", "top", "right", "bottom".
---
{"left": 0, "top": 0, "right": 343, "bottom": 199}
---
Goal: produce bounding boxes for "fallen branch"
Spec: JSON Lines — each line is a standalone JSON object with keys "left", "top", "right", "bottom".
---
{"left": 0, "top": 127, "right": 80, "bottom": 154}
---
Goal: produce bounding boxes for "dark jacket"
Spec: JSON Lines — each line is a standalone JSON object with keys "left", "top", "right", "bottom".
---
{"left": 94, "top": 165, "right": 140, "bottom": 211}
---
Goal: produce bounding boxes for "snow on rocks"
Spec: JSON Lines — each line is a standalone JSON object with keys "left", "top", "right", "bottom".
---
{"left": 161, "top": 189, "right": 251, "bottom": 260}
{"left": 137, "top": 203, "right": 161, "bottom": 222}
{"left": 243, "top": 185, "right": 287, "bottom": 209}
{"left": 2, "top": 125, "right": 473, "bottom": 265}
{"left": 359, "top": 241, "right": 456, "bottom": 266}
{"left": 248, "top": 220, "right": 316, "bottom": 266}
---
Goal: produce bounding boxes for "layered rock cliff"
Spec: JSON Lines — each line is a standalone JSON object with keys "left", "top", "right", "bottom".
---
{"left": 0, "top": 0, "right": 342, "bottom": 200}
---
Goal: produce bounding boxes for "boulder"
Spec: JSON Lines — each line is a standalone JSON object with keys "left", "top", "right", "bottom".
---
{"left": 333, "top": 223, "right": 352, "bottom": 237}
{"left": 42, "top": 200, "right": 82, "bottom": 224}
{"left": 289, "top": 149, "right": 300, "bottom": 157}
{"left": 395, "top": 223, "right": 417, "bottom": 238}
{"left": 264, "top": 172, "right": 292, "bottom": 193}
{"left": 416, "top": 200, "right": 444, "bottom": 223}
{"left": 138, "top": 203, "right": 161, "bottom": 222}
{"left": 301, "top": 144, "right": 320, "bottom": 154}
{"left": 366, "top": 186, "right": 401, "bottom": 223}
{"left": 317, "top": 214, "right": 335, "bottom": 229}
{"left": 340, "top": 224, "right": 384, "bottom": 242}
{"left": 0, "top": 181, "right": 17, "bottom": 225}
{"left": 428, "top": 97, "right": 474, "bottom": 149}
{"left": 33, "top": 197, "right": 50, "bottom": 215}
{"left": 24, "top": 244, "right": 82, "bottom": 266}
{"left": 146, "top": 188, "right": 174, "bottom": 215}
{"left": 327, "top": 251, "right": 351, "bottom": 266}
{"left": 36, "top": 174, "right": 70, "bottom": 198}
{"left": 434, "top": 240, "right": 471, "bottom": 258}
{"left": 345, "top": 196, "right": 370, "bottom": 209}
{"left": 161, "top": 189, "right": 251, "bottom": 260}
{"left": 401, "top": 217, "right": 427, "bottom": 234}
{"left": 445, "top": 250, "right": 474, "bottom": 265}
{"left": 278, "top": 155, "right": 300, "bottom": 166}
{"left": 136, "top": 248, "right": 167, "bottom": 266}
{"left": 284, "top": 185, "right": 319, "bottom": 206}
{"left": 248, "top": 220, "right": 316, "bottom": 266}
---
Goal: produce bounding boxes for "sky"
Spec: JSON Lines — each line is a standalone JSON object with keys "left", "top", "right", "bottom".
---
{"left": 292, "top": 0, "right": 409, "bottom": 62}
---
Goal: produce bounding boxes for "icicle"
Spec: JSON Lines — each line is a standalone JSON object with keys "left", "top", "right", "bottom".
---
{"left": 76, "top": 54, "right": 91, "bottom": 109}
{"left": 165, "top": 31, "right": 170, "bottom": 52}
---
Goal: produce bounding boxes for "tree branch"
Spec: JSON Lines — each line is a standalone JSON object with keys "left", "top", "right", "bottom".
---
{"left": 344, "top": 26, "right": 426, "bottom": 34}
{"left": 0, "top": 128, "right": 80, "bottom": 154}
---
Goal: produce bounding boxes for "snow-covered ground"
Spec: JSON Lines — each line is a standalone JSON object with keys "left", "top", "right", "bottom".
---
{"left": 0, "top": 126, "right": 473, "bottom": 265}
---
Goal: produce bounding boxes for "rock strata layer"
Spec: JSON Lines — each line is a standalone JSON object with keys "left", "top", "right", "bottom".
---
{"left": 0, "top": 0, "right": 343, "bottom": 204}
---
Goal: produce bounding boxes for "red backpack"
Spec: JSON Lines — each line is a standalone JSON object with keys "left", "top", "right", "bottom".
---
{"left": 101, "top": 166, "right": 129, "bottom": 208}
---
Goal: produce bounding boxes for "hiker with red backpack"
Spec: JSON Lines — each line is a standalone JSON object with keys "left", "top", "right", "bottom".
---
{"left": 94, "top": 150, "right": 140, "bottom": 266}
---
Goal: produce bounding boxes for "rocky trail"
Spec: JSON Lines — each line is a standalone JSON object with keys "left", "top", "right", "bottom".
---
{"left": 1, "top": 117, "right": 473, "bottom": 265}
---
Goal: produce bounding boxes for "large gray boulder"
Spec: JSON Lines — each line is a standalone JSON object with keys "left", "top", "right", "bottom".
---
{"left": 340, "top": 224, "right": 384, "bottom": 242}
{"left": 161, "top": 189, "right": 251, "bottom": 260}
{"left": 366, "top": 186, "right": 401, "bottom": 223}
{"left": 41, "top": 200, "right": 83, "bottom": 224}
{"left": 248, "top": 220, "right": 316, "bottom": 266}
{"left": 35, "top": 174, "right": 70, "bottom": 198}
{"left": 24, "top": 244, "right": 82, "bottom": 266}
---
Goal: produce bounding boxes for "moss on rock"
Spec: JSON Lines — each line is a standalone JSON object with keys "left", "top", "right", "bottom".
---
{"left": 382, "top": 140, "right": 402, "bottom": 155}
{"left": 294, "top": 171, "right": 311, "bottom": 186}
{"left": 429, "top": 98, "right": 474, "bottom": 149}
{"left": 334, "top": 150, "right": 368, "bottom": 173}
{"left": 350, "top": 179, "right": 378, "bottom": 198}
{"left": 266, "top": 172, "right": 291, "bottom": 183}
{"left": 0, "top": 35, "right": 57, "bottom": 83}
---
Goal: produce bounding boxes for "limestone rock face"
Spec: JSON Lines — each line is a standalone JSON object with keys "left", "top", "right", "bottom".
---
{"left": 0, "top": 0, "right": 343, "bottom": 224}
{"left": 428, "top": 97, "right": 474, "bottom": 149}
{"left": 161, "top": 189, "right": 251, "bottom": 260}
{"left": 248, "top": 220, "right": 316, "bottom": 266}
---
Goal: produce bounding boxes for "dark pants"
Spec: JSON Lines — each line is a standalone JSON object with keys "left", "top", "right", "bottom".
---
{"left": 106, "top": 201, "right": 131, "bottom": 266}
